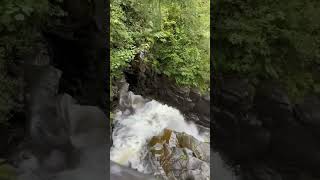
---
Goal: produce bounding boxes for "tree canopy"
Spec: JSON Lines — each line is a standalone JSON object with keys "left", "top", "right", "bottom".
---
{"left": 214, "top": 0, "right": 320, "bottom": 99}
{"left": 110, "top": 0, "right": 210, "bottom": 95}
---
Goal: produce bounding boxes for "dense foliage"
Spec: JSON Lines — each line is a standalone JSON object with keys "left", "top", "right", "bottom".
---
{"left": 110, "top": 0, "right": 210, "bottom": 96}
{"left": 0, "top": 0, "right": 48, "bottom": 124}
{"left": 213, "top": 0, "right": 320, "bottom": 99}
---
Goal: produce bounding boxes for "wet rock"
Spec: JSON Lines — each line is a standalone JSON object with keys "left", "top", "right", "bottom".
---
{"left": 176, "top": 132, "right": 210, "bottom": 162}
{"left": 176, "top": 87, "right": 191, "bottom": 98}
{"left": 189, "top": 89, "right": 201, "bottom": 103}
{"left": 194, "top": 98, "right": 210, "bottom": 118}
{"left": 117, "top": 81, "right": 150, "bottom": 116}
{"left": 147, "top": 129, "right": 210, "bottom": 180}
{"left": 193, "top": 98, "right": 210, "bottom": 127}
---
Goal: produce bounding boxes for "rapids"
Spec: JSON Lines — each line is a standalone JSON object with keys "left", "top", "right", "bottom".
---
{"left": 110, "top": 89, "right": 208, "bottom": 174}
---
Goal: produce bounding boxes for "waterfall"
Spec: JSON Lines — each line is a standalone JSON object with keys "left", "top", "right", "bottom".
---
{"left": 110, "top": 83, "right": 208, "bottom": 174}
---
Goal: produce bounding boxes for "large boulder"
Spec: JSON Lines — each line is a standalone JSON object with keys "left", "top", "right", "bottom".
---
{"left": 147, "top": 129, "right": 210, "bottom": 180}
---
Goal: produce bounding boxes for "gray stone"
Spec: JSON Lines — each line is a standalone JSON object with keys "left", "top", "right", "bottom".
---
{"left": 147, "top": 130, "right": 210, "bottom": 180}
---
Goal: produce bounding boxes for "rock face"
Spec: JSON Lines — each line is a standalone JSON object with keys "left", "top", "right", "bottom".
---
{"left": 213, "top": 76, "right": 320, "bottom": 179}
{"left": 147, "top": 129, "right": 210, "bottom": 180}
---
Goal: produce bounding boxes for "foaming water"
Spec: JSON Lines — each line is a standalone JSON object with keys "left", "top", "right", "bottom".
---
{"left": 110, "top": 99, "right": 206, "bottom": 173}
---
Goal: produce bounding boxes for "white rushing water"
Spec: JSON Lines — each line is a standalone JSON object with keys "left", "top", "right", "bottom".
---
{"left": 110, "top": 98, "right": 206, "bottom": 173}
